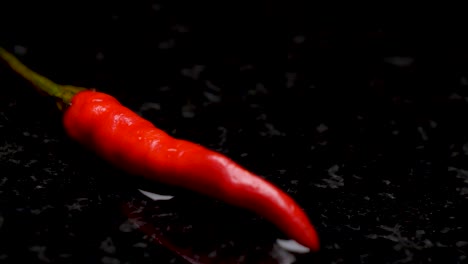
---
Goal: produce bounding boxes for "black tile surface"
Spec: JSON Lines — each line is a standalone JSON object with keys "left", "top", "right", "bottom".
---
{"left": 1, "top": 2, "right": 468, "bottom": 263}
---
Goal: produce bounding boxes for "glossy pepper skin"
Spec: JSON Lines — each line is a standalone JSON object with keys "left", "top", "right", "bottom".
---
{"left": 0, "top": 47, "right": 320, "bottom": 251}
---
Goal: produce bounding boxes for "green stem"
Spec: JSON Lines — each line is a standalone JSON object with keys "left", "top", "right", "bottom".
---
{"left": 0, "top": 46, "right": 86, "bottom": 105}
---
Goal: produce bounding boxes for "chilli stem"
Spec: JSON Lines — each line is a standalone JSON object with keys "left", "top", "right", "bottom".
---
{"left": 0, "top": 46, "right": 86, "bottom": 105}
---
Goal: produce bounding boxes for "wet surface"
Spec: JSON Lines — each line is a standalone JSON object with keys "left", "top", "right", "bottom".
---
{"left": 1, "top": 2, "right": 468, "bottom": 263}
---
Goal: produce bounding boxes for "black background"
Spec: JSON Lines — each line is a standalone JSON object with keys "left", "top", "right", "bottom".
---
{"left": 1, "top": 1, "right": 468, "bottom": 263}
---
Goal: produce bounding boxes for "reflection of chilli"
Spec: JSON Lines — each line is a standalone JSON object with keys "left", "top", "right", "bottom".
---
{"left": 121, "top": 202, "right": 205, "bottom": 264}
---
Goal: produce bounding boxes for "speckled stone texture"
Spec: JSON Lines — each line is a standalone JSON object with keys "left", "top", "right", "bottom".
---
{"left": 1, "top": 2, "right": 468, "bottom": 264}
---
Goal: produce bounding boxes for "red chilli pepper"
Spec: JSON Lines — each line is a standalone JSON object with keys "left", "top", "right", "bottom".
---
{"left": 0, "top": 47, "right": 320, "bottom": 251}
